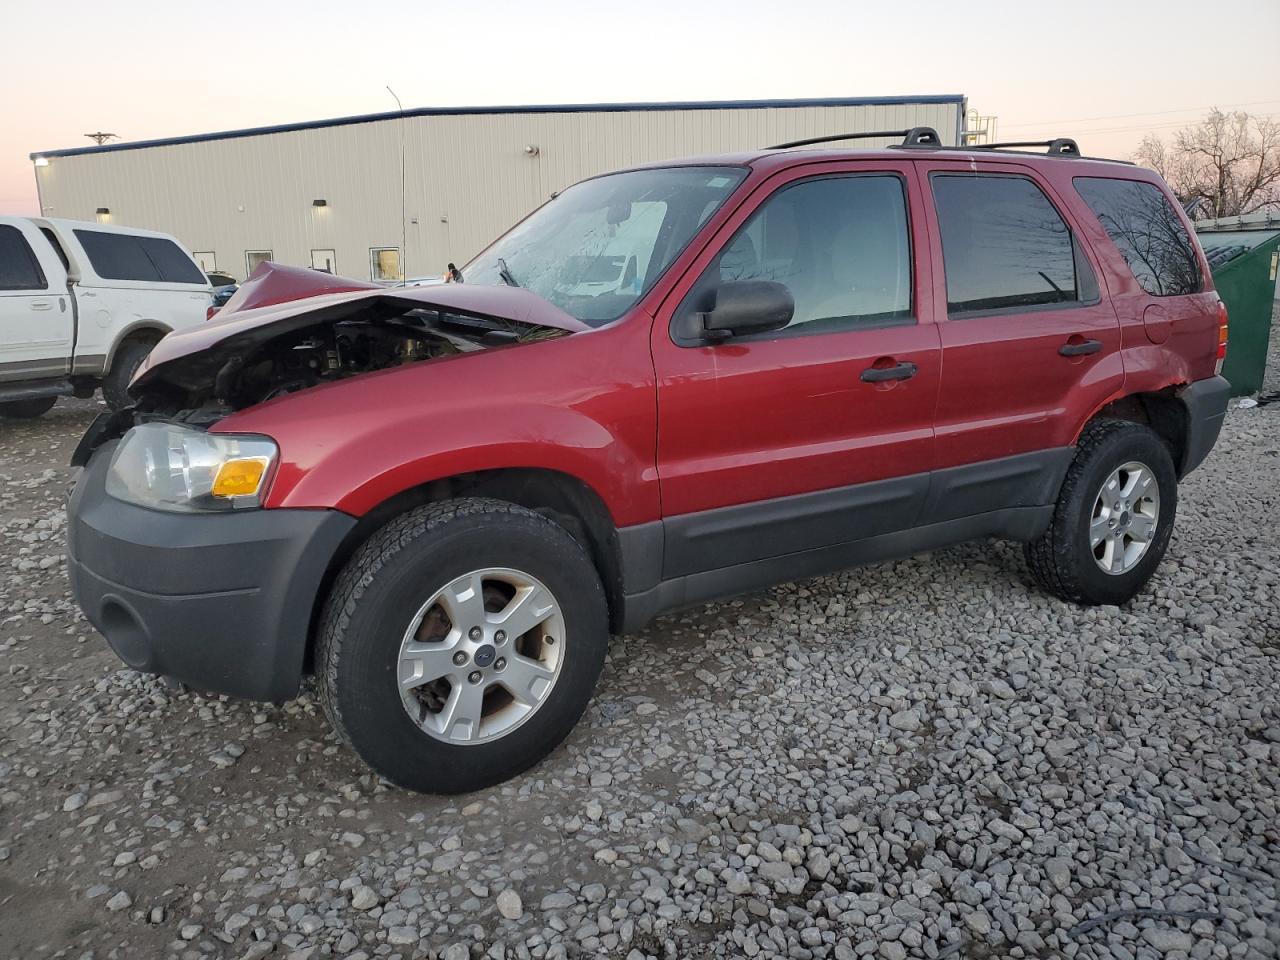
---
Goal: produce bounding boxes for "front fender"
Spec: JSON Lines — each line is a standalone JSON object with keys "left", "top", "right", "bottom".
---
{"left": 215, "top": 322, "right": 660, "bottom": 526}
{"left": 287, "top": 400, "right": 639, "bottom": 519}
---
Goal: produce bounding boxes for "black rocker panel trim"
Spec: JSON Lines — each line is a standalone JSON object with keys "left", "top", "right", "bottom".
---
{"left": 921, "top": 447, "right": 1075, "bottom": 524}
{"left": 659, "top": 447, "right": 1071, "bottom": 579}
{"left": 619, "top": 505, "right": 1054, "bottom": 631}
{"left": 662, "top": 473, "right": 929, "bottom": 579}
{"left": 615, "top": 447, "right": 1073, "bottom": 630}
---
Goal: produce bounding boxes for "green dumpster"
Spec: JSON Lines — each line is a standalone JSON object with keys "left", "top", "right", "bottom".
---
{"left": 1196, "top": 216, "right": 1280, "bottom": 396}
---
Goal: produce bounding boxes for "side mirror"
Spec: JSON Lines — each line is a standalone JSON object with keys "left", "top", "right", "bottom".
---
{"left": 700, "top": 280, "right": 794, "bottom": 341}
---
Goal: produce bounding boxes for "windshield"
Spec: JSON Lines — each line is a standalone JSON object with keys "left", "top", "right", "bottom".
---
{"left": 463, "top": 166, "right": 747, "bottom": 326}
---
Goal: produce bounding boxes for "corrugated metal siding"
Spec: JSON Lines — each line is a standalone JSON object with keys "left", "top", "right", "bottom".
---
{"left": 35, "top": 101, "right": 961, "bottom": 283}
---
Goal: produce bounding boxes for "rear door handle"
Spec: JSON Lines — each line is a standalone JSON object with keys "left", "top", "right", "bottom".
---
{"left": 1059, "top": 338, "right": 1102, "bottom": 357}
{"left": 860, "top": 361, "right": 918, "bottom": 383}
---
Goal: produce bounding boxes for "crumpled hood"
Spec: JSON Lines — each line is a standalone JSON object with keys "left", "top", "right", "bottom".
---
{"left": 133, "top": 261, "right": 589, "bottom": 392}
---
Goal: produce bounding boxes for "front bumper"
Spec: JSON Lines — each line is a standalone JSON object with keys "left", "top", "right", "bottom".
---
{"left": 1178, "top": 375, "right": 1231, "bottom": 477}
{"left": 67, "top": 443, "right": 356, "bottom": 701}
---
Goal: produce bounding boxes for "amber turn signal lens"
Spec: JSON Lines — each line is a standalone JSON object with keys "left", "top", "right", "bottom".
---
{"left": 211, "top": 458, "right": 269, "bottom": 498}
{"left": 1215, "top": 301, "right": 1229, "bottom": 374}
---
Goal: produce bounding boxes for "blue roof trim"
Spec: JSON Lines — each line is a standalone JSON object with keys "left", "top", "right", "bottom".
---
{"left": 31, "top": 95, "right": 966, "bottom": 160}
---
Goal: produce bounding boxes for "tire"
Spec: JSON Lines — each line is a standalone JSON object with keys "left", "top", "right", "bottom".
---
{"left": 102, "top": 337, "right": 158, "bottom": 411}
{"left": 0, "top": 396, "right": 56, "bottom": 419}
{"left": 317, "top": 497, "right": 609, "bottom": 794}
{"left": 1025, "top": 419, "right": 1177, "bottom": 606}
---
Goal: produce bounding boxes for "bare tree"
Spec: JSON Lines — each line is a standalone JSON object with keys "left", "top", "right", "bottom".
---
{"left": 1134, "top": 109, "right": 1280, "bottom": 218}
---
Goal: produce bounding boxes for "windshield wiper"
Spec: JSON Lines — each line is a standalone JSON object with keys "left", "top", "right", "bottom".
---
{"left": 497, "top": 257, "right": 520, "bottom": 288}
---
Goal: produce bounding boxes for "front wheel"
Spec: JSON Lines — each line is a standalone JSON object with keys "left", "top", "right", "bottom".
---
{"left": 102, "top": 337, "right": 158, "bottom": 411}
{"left": 316, "top": 498, "right": 609, "bottom": 794}
{"left": 1025, "top": 419, "right": 1177, "bottom": 606}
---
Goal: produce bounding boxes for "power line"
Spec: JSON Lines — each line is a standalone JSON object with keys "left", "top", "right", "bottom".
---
{"left": 1053, "top": 112, "right": 1279, "bottom": 138}
{"left": 1000, "top": 99, "right": 1280, "bottom": 130}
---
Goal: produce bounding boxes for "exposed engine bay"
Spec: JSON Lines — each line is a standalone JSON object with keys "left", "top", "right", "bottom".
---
{"left": 70, "top": 264, "right": 588, "bottom": 465}
{"left": 135, "top": 303, "right": 568, "bottom": 426}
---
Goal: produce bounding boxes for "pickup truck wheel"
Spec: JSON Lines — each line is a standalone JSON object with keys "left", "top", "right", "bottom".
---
{"left": 102, "top": 337, "right": 158, "bottom": 410}
{"left": 1024, "top": 419, "right": 1177, "bottom": 606}
{"left": 316, "top": 498, "right": 609, "bottom": 794}
{"left": 0, "top": 397, "right": 57, "bottom": 419}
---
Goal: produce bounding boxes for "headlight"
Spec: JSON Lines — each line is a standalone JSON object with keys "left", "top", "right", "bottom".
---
{"left": 106, "top": 422, "right": 278, "bottom": 512}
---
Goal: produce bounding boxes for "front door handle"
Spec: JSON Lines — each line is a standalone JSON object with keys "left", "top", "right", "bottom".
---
{"left": 1059, "top": 338, "right": 1102, "bottom": 357}
{"left": 30, "top": 300, "right": 53, "bottom": 311}
{"left": 860, "top": 360, "right": 918, "bottom": 383}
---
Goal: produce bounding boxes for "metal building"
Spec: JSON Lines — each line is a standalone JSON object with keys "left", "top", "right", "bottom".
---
{"left": 30, "top": 95, "right": 968, "bottom": 285}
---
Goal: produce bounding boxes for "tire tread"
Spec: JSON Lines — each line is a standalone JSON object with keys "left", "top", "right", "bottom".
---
{"left": 1024, "top": 418, "right": 1165, "bottom": 605}
{"left": 315, "top": 497, "right": 605, "bottom": 778}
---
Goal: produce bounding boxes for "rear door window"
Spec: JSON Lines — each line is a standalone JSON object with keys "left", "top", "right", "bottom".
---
{"left": 931, "top": 174, "right": 1081, "bottom": 315}
{"left": 1073, "top": 177, "right": 1200, "bottom": 296}
{"left": 73, "top": 229, "right": 204, "bottom": 283}
{"left": 0, "top": 225, "right": 48, "bottom": 290}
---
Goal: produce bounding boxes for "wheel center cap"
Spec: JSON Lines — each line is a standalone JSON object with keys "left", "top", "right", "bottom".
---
{"left": 1119, "top": 510, "right": 1131, "bottom": 528}
{"left": 473, "top": 644, "right": 496, "bottom": 668}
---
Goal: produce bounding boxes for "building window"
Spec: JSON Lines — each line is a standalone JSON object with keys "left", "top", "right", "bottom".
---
{"left": 245, "top": 250, "right": 273, "bottom": 277}
{"left": 311, "top": 249, "right": 337, "bottom": 274}
{"left": 370, "top": 247, "right": 401, "bottom": 283}
{"left": 193, "top": 251, "right": 217, "bottom": 273}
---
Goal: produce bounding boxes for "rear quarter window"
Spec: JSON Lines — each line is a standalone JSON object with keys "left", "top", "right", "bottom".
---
{"left": 73, "top": 229, "right": 205, "bottom": 284}
{"left": 0, "top": 225, "right": 48, "bottom": 291}
{"left": 1073, "top": 177, "right": 1201, "bottom": 296}
{"left": 137, "top": 237, "right": 206, "bottom": 284}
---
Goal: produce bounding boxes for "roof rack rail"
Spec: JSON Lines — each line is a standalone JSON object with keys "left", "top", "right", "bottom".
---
{"left": 767, "top": 126, "right": 941, "bottom": 150}
{"left": 969, "top": 137, "right": 1082, "bottom": 156}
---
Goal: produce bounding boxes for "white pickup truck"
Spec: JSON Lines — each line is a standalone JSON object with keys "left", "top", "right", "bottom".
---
{"left": 0, "top": 217, "right": 212, "bottom": 418}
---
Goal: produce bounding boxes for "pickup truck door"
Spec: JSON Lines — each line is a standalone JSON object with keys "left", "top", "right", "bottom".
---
{"left": 0, "top": 219, "right": 73, "bottom": 383}
{"left": 650, "top": 160, "right": 941, "bottom": 579}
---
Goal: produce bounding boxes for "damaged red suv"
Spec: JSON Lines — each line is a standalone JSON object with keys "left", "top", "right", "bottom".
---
{"left": 68, "top": 130, "right": 1230, "bottom": 793}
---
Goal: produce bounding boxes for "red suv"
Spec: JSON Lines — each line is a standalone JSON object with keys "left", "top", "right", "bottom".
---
{"left": 67, "top": 130, "right": 1230, "bottom": 794}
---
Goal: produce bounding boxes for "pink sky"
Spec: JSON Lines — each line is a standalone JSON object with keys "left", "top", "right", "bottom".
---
{"left": 3, "top": 0, "right": 1277, "bottom": 217}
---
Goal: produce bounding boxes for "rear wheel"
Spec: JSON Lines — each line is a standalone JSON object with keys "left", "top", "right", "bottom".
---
{"left": 1025, "top": 419, "right": 1177, "bottom": 605}
{"left": 316, "top": 498, "right": 609, "bottom": 794}
{"left": 0, "top": 397, "right": 56, "bottom": 419}
{"left": 102, "top": 337, "right": 159, "bottom": 410}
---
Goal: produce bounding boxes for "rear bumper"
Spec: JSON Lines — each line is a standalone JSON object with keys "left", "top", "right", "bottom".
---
{"left": 1178, "top": 375, "right": 1231, "bottom": 477}
{"left": 67, "top": 444, "right": 355, "bottom": 701}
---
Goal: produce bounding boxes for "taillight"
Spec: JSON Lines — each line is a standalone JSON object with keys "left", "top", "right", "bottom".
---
{"left": 207, "top": 305, "right": 220, "bottom": 321}
{"left": 1215, "top": 300, "right": 1229, "bottom": 374}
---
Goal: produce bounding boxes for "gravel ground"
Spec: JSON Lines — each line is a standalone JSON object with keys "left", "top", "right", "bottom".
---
{"left": 1, "top": 317, "right": 1277, "bottom": 960}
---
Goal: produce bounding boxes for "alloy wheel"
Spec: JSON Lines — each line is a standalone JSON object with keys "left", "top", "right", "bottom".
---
{"left": 397, "top": 567, "right": 564, "bottom": 744}
{"left": 1089, "top": 461, "right": 1160, "bottom": 575}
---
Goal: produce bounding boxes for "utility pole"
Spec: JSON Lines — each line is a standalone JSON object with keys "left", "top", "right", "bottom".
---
{"left": 84, "top": 132, "right": 118, "bottom": 146}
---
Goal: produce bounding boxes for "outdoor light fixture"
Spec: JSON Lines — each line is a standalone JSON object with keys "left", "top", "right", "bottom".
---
{"left": 33, "top": 156, "right": 49, "bottom": 167}
{"left": 523, "top": 144, "right": 540, "bottom": 156}
{"left": 95, "top": 207, "right": 110, "bottom": 215}
{"left": 312, "top": 198, "right": 327, "bottom": 207}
